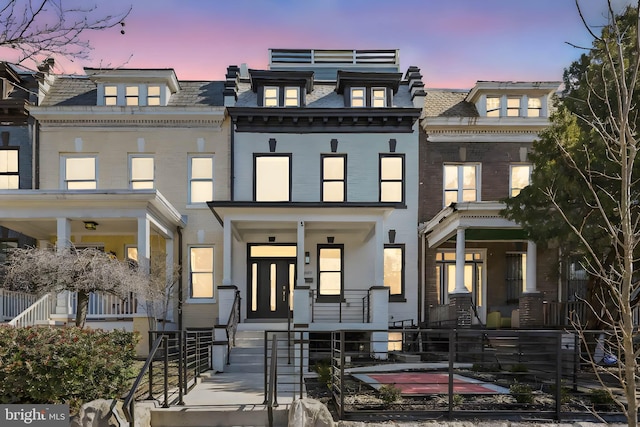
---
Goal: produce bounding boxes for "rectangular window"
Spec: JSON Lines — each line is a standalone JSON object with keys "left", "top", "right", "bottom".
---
{"left": 507, "top": 97, "right": 520, "bottom": 117}
{"left": 125, "top": 85, "right": 139, "bottom": 106}
{"left": 384, "top": 245, "right": 404, "bottom": 299}
{"left": 190, "top": 246, "right": 214, "bottom": 299}
{"left": 506, "top": 253, "right": 526, "bottom": 302}
{"left": 318, "top": 245, "right": 343, "bottom": 299}
{"left": 527, "top": 97, "right": 542, "bottom": 117}
{"left": 372, "top": 88, "right": 386, "bottom": 107}
{"left": 443, "top": 164, "right": 478, "bottom": 206}
{"left": 0, "top": 148, "right": 19, "bottom": 189}
{"left": 510, "top": 164, "right": 532, "bottom": 197}
{"left": 264, "top": 87, "right": 279, "bottom": 107}
{"left": 189, "top": 155, "right": 214, "bottom": 204}
{"left": 255, "top": 154, "right": 291, "bottom": 202}
{"left": 63, "top": 156, "right": 97, "bottom": 190}
{"left": 321, "top": 154, "right": 346, "bottom": 202}
{"left": 147, "top": 85, "right": 161, "bottom": 106}
{"left": 0, "top": 240, "right": 18, "bottom": 264}
{"left": 104, "top": 85, "right": 118, "bottom": 106}
{"left": 380, "top": 154, "right": 404, "bottom": 202}
{"left": 130, "top": 156, "right": 154, "bottom": 189}
{"left": 284, "top": 87, "right": 299, "bottom": 107}
{"left": 351, "top": 88, "right": 365, "bottom": 107}
{"left": 486, "top": 96, "right": 500, "bottom": 117}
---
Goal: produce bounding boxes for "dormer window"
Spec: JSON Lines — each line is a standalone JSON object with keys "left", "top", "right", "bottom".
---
{"left": 351, "top": 88, "right": 365, "bottom": 107}
{"left": 372, "top": 88, "right": 387, "bottom": 107}
{"left": 507, "top": 97, "right": 520, "bottom": 117}
{"left": 486, "top": 96, "right": 500, "bottom": 117}
{"left": 125, "top": 86, "right": 139, "bottom": 106}
{"left": 262, "top": 86, "right": 300, "bottom": 107}
{"left": 147, "top": 86, "right": 161, "bottom": 106}
{"left": 104, "top": 85, "right": 118, "bottom": 106}
{"left": 264, "top": 87, "right": 279, "bottom": 106}
{"left": 527, "top": 97, "right": 542, "bottom": 117}
{"left": 284, "top": 87, "right": 300, "bottom": 107}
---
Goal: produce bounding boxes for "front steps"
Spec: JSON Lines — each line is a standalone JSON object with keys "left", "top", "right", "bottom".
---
{"left": 150, "top": 323, "right": 299, "bottom": 427}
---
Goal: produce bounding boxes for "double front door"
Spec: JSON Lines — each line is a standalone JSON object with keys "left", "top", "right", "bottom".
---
{"left": 248, "top": 245, "right": 296, "bottom": 319}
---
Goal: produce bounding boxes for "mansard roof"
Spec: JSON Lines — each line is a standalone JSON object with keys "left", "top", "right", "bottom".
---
{"left": 40, "top": 77, "right": 225, "bottom": 107}
{"left": 423, "top": 89, "right": 478, "bottom": 117}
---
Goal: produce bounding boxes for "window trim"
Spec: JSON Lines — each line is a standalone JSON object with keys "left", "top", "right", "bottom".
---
{"left": 443, "top": 163, "right": 481, "bottom": 207}
{"left": 379, "top": 153, "right": 405, "bottom": 203}
{"left": 125, "top": 85, "right": 139, "bottom": 106}
{"left": 147, "top": 85, "right": 161, "bottom": 106}
{"left": 188, "top": 245, "right": 216, "bottom": 302}
{"left": 350, "top": 87, "right": 366, "bottom": 107}
{"left": 384, "top": 243, "right": 405, "bottom": 302}
{"left": 321, "top": 154, "right": 347, "bottom": 202}
{"left": 371, "top": 87, "right": 387, "bottom": 108}
{"left": 284, "top": 86, "right": 300, "bottom": 107}
{"left": 316, "top": 244, "right": 344, "bottom": 301}
{"left": 104, "top": 85, "right": 118, "bottom": 106}
{"left": 527, "top": 97, "right": 542, "bottom": 117}
{"left": 188, "top": 154, "right": 214, "bottom": 205}
{"left": 507, "top": 97, "right": 521, "bottom": 117}
{"left": 0, "top": 147, "right": 19, "bottom": 189}
{"left": 486, "top": 96, "right": 501, "bottom": 117}
{"left": 61, "top": 155, "right": 97, "bottom": 190}
{"left": 264, "top": 86, "right": 280, "bottom": 107}
{"left": 129, "top": 154, "right": 155, "bottom": 190}
{"left": 253, "top": 153, "right": 292, "bottom": 202}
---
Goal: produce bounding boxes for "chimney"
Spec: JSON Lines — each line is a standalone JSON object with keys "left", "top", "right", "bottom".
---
{"left": 405, "top": 66, "right": 426, "bottom": 107}
{"left": 224, "top": 65, "right": 239, "bottom": 107}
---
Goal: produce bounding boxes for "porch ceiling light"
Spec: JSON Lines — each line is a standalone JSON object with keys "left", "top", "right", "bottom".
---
{"left": 84, "top": 221, "right": 99, "bottom": 231}
{"left": 305, "top": 251, "right": 310, "bottom": 264}
{"left": 327, "top": 236, "right": 334, "bottom": 244}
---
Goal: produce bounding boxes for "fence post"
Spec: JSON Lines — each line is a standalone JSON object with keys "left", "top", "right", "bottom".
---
{"left": 448, "top": 329, "right": 455, "bottom": 419}
{"left": 178, "top": 330, "right": 184, "bottom": 405}
{"left": 339, "top": 331, "right": 345, "bottom": 420}
{"left": 263, "top": 331, "right": 268, "bottom": 404}
{"left": 147, "top": 331, "right": 154, "bottom": 400}
{"left": 555, "top": 331, "right": 562, "bottom": 421}
{"left": 163, "top": 335, "right": 169, "bottom": 408}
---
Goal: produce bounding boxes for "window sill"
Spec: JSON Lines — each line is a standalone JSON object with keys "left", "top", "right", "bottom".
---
{"left": 186, "top": 203, "right": 211, "bottom": 210}
{"left": 186, "top": 298, "right": 217, "bottom": 304}
{"left": 390, "top": 297, "right": 406, "bottom": 303}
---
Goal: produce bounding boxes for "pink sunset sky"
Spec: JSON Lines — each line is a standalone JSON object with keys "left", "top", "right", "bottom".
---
{"left": 2, "top": 0, "right": 633, "bottom": 88}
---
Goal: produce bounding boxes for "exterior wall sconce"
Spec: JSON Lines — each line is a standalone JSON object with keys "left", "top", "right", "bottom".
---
{"left": 330, "top": 138, "right": 339, "bottom": 153}
{"left": 268, "top": 138, "right": 277, "bottom": 153}
{"left": 268, "top": 236, "right": 276, "bottom": 242}
{"left": 389, "top": 138, "right": 397, "bottom": 153}
{"left": 327, "top": 236, "right": 334, "bottom": 244}
{"left": 305, "top": 251, "right": 310, "bottom": 264}
{"left": 388, "top": 229, "right": 396, "bottom": 244}
{"left": 84, "top": 221, "right": 99, "bottom": 231}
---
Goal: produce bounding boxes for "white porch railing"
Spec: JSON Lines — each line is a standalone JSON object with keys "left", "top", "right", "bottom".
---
{"left": 70, "top": 292, "right": 139, "bottom": 318}
{"left": 8, "top": 293, "right": 56, "bottom": 328}
{"left": 0, "top": 289, "right": 39, "bottom": 321}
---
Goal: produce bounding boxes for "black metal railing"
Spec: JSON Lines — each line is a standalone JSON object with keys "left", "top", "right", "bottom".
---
{"left": 310, "top": 289, "right": 371, "bottom": 323}
{"left": 226, "top": 291, "right": 241, "bottom": 364}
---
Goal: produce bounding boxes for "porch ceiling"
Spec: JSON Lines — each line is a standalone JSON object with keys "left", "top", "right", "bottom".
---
{"left": 0, "top": 189, "right": 185, "bottom": 240}
{"left": 420, "top": 201, "right": 523, "bottom": 248}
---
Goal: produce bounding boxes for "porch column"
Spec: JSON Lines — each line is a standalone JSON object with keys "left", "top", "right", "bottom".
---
{"left": 222, "top": 216, "right": 232, "bottom": 286}
{"left": 137, "top": 216, "right": 151, "bottom": 274}
{"left": 453, "top": 227, "right": 468, "bottom": 293}
{"left": 54, "top": 218, "right": 72, "bottom": 319}
{"left": 525, "top": 240, "right": 537, "bottom": 293}
{"left": 164, "top": 237, "right": 175, "bottom": 323}
{"left": 370, "top": 287, "right": 390, "bottom": 360}
{"left": 293, "top": 221, "right": 310, "bottom": 326}
{"left": 374, "top": 218, "right": 384, "bottom": 287}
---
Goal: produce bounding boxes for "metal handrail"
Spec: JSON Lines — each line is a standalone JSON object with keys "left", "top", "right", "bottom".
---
{"left": 123, "top": 334, "right": 167, "bottom": 427}
{"left": 225, "top": 291, "right": 241, "bottom": 364}
{"left": 266, "top": 334, "right": 278, "bottom": 427}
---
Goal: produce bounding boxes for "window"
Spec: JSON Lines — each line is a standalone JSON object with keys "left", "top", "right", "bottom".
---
{"left": 188, "top": 155, "right": 214, "bottom": 204}
{"left": 147, "top": 86, "right": 161, "bottom": 106}
{"left": 318, "top": 245, "right": 343, "bottom": 299}
{"left": 0, "top": 148, "right": 18, "bottom": 189}
{"left": 510, "top": 164, "right": 532, "bottom": 197}
{"left": 443, "top": 164, "right": 479, "bottom": 206}
{"left": 130, "top": 156, "right": 154, "bottom": 189}
{"left": 125, "top": 86, "right": 139, "bottom": 106}
{"left": 507, "top": 97, "right": 520, "bottom": 117}
{"left": 528, "top": 97, "right": 542, "bottom": 117}
{"left": 264, "top": 87, "right": 279, "bottom": 107}
{"left": 350, "top": 88, "right": 365, "bottom": 107}
{"left": 321, "top": 154, "right": 346, "bottom": 202}
{"left": 380, "top": 154, "right": 404, "bottom": 202}
{"left": 63, "top": 156, "right": 96, "bottom": 190}
{"left": 284, "top": 87, "right": 299, "bottom": 107}
{"left": 384, "top": 245, "right": 404, "bottom": 300}
{"left": 486, "top": 96, "right": 501, "bottom": 117}
{"left": 104, "top": 85, "right": 118, "bottom": 105}
{"left": 255, "top": 154, "right": 290, "bottom": 201}
{"left": 372, "top": 88, "right": 387, "bottom": 107}
{"left": 190, "top": 246, "right": 214, "bottom": 299}
{"left": 0, "top": 240, "right": 18, "bottom": 264}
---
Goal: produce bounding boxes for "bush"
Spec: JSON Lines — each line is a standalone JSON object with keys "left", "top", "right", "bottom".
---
{"left": 588, "top": 388, "right": 616, "bottom": 407}
{"left": 510, "top": 382, "right": 534, "bottom": 404}
{"left": 313, "top": 359, "right": 332, "bottom": 389}
{"left": 378, "top": 384, "right": 402, "bottom": 404}
{"left": 0, "top": 326, "right": 138, "bottom": 413}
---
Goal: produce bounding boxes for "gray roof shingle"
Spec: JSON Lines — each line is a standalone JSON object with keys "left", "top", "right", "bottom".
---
{"left": 423, "top": 89, "right": 478, "bottom": 117}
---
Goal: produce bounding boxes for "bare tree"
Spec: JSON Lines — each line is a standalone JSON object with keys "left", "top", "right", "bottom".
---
{"left": 1, "top": 246, "right": 154, "bottom": 328}
{"left": 0, "top": 0, "right": 130, "bottom": 65}
{"left": 138, "top": 252, "right": 181, "bottom": 331}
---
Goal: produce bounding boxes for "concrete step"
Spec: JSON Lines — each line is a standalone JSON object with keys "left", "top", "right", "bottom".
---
{"left": 150, "top": 405, "right": 289, "bottom": 427}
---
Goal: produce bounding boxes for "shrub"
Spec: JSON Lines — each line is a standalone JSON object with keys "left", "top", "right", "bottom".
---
{"left": 471, "top": 362, "right": 500, "bottom": 372}
{"left": 0, "top": 326, "right": 138, "bottom": 413}
{"left": 509, "top": 363, "right": 529, "bottom": 373}
{"left": 588, "top": 389, "right": 616, "bottom": 407}
{"left": 510, "top": 382, "right": 534, "bottom": 404}
{"left": 378, "top": 384, "right": 402, "bottom": 404}
{"left": 313, "top": 359, "right": 332, "bottom": 389}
